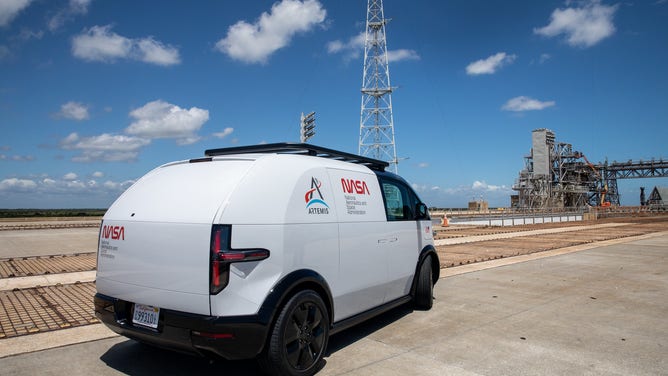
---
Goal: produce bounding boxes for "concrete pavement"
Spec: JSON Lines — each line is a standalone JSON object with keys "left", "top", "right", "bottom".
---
{"left": 0, "top": 228, "right": 99, "bottom": 258}
{"left": 1, "top": 232, "right": 666, "bottom": 375}
{"left": 322, "top": 233, "right": 668, "bottom": 375}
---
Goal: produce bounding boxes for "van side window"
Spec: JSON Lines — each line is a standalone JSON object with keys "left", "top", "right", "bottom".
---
{"left": 381, "top": 179, "right": 418, "bottom": 221}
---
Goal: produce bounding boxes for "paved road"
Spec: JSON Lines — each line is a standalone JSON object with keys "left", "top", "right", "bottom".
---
{"left": 1, "top": 233, "right": 666, "bottom": 375}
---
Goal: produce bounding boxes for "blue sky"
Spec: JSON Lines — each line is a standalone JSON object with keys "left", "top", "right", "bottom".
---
{"left": 1, "top": 0, "right": 667, "bottom": 209}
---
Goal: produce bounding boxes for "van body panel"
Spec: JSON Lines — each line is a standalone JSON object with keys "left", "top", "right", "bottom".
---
{"left": 218, "top": 155, "right": 371, "bottom": 225}
{"left": 325, "top": 168, "right": 389, "bottom": 320}
{"left": 98, "top": 159, "right": 254, "bottom": 316}
{"left": 383, "top": 221, "right": 421, "bottom": 302}
{"left": 326, "top": 168, "right": 386, "bottom": 223}
{"left": 97, "top": 220, "right": 211, "bottom": 315}
{"left": 105, "top": 160, "right": 253, "bottom": 224}
{"left": 95, "top": 278, "right": 211, "bottom": 316}
{"left": 209, "top": 224, "right": 282, "bottom": 317}
{"left": 210, "top": 223, "right": 340, "bottom": 317}
{"left": 334, "top": 221, "right": 387, "bottom": 320}
{"left": 284, "top": 166, "right": 338, "bottom": 224}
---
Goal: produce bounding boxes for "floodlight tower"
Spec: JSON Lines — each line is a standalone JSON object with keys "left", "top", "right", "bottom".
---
{"left": 359, "top": 0, "right": 398, "bottom": 173}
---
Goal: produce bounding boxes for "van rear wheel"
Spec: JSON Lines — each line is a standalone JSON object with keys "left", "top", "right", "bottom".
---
{"left": 415, "top": 255, "right": 434, "bottom": 310}
{"left": 260, "top": 290, "right": 329, "bottom": 376}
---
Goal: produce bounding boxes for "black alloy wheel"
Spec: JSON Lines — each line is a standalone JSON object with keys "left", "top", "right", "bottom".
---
{"left": 261, "top": 290, "right": 329, "bottom": 376}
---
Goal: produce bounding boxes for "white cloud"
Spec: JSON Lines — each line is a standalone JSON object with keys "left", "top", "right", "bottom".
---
{"left": 102, "top": 179, "right": 135, "bottom": 191}
{"left": 472, "top": 180, "right": 506, "bottom": 192}
{"left": 534, "top": 0, "right": 618, "bottom": 48}
{"left": 66, "top": 180, "right": 86, "bottom": 189}
{"left": 63, "top": 172, "right": 78, "bottom": 180}
{"left": 327, "top": 31, "right": 365, "bottom": 61}
{"left": 62, "top": 132, "right": 79, "bottom": 144}
{"left": 48, "top": 0, "right": 92, "bottom": 31}
{"left": 413, "top": 181, "right": 514, "bottom": 208}
{"left": 0, "top": 177, "right": 37, "bottom": 191}
{"left": 71, "top": 25, "right": 131, "bottom": 62}
{"left": 60, "top": 132, "right": 150, "bottom": 162}
{"left": 58, "top": 101, "right": 89, "bottom": 121}
{"left": 216, "top": 0, "right": 327, "bottom": 64}
{"left": 466, "top": 52, "right": 516, "bottom": 75}
{"left": 92, "top": 171, "right": 104, "bottom": 178}
{"left": 0, "top": 174, "right": 135, "bottom": 206}
{"left": 387, "top": 49, "right": 420, "bottom": 62}
{"left": 0, "top": 0, "right": 33, "bottom": 27}
{"left": 417, "top": 162, "right": 429, "bottom": 168}
{"left": 136, "top": 37, "right": 181, "bottom": 66}
{"left": 327, "top": 31, "right": 418, "bottom": 63}
{"left": 0, "top": 153, "right": 34, "bottom": 162}
{"left": 59, "top": 100, "right": 208, "bottom": 162}
{"left": 71, "top": 25, "right": 180, "bottom": 65}
{"left": 326, "top": 40, "right": 345, "bottom": 53}
{"left": 125, "top": 100, "right": 209, "bottom": 143}
{"left": 502, "top": 96, "right": 555, "bottom": 112}
{"left": 13, "top": 155, "right": 34, "bottom": 161}
{"left": 61, "top": 132, "right": 149, "bottom": 152}
{"left": 213, "top": 127, "right": 234, "bottom": 139}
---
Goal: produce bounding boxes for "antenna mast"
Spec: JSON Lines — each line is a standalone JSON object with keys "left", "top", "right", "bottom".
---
{"left": 359, "top": 0, "right": 398, "bottom": 173}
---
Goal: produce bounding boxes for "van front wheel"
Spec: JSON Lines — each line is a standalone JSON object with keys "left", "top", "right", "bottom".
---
{"left": 414, "top": 255, "right": 434, "bottom": 310}
{"left": 260, "top": 290, "right": 329, "bottom": 376}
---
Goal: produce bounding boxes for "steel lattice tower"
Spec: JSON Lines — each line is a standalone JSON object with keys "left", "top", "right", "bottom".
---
{"left": 359, "top": 0, "right": 398, "bottom": 172}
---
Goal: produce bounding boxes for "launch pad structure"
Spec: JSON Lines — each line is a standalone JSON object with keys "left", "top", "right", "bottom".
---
{"left": 513, "top": 129, "right": 668, "bottom": 209}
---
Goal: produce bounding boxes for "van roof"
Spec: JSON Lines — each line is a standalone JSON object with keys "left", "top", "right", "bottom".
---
{"left": 204, "top": 143, "right": 389, "bottom": 171}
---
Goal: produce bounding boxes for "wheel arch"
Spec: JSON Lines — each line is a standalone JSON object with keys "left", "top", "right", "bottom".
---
{"left": 257, "top": 269, "right": 334, "bottom": 330}
{"left": 410, "top": 245, "right": 440, "bottom": 297}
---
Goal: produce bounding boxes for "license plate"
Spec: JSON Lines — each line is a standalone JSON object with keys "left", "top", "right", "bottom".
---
{"left": 132, "top": 304, "right": 160, "bottom": 329}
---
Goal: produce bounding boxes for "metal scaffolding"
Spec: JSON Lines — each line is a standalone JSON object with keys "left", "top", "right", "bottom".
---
{"left": 359, "top": 0, "right": 398, "bottom": 173}
{"left": 512, "top": 129, "right": 668, "bottom": 209}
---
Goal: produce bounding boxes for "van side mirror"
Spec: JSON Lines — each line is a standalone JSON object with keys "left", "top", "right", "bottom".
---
{"left": 416, "top": 203, "right": 429, "bottom": 220}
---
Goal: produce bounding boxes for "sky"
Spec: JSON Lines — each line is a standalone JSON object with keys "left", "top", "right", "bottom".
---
{"left": 1, "top": 0, "right": 667, "bottom": 209}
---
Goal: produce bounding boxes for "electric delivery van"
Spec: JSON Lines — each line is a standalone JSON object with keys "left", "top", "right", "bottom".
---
{"left": 95, "top": 143, "right": 439, "bottom": 376}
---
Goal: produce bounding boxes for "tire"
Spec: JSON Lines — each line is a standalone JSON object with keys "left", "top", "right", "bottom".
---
{"left": 260, "top": 290, "right": 330, "bottom": 376}
{"left": 414, "top": 255, "right": 434, "bottom": 310}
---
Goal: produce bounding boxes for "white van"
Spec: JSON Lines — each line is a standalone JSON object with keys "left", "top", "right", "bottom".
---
{"left": 95, "top": 143, "right": 439, "bottom": 375}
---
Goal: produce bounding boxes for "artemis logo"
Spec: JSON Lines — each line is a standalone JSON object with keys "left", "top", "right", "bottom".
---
{"left": 102, "top": 225, "right": 125, "bottom": 240}
{"left": 305, "top": 177, "right": 329, "bottom": 214}
{"left": 341, "top": 178, "right": 370, "bottom": 195}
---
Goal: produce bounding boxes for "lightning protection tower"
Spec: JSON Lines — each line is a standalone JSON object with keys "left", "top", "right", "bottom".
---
{"left": 359, "top": 0, "right": 398, "bottom": 173}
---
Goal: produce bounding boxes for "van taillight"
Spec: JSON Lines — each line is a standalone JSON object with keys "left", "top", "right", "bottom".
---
{"left": 210, "top": 225, "right": 270, "bottom": 295}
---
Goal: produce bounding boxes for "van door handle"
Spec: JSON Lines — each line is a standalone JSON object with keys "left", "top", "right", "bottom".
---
{"left": 378, "top": 237, "right": 398, "bottom": 244}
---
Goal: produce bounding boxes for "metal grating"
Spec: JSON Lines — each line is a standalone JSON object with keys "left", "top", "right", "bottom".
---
{"left": 0, "top": 253, "right": 96, "bottom": 278}
{"left": 0, "top": 282, "right": 98, "bottom": 339}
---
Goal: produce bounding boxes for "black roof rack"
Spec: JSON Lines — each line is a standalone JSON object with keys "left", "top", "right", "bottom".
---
{"left": 204, "top": 142, "right": 389, "bottom": 171}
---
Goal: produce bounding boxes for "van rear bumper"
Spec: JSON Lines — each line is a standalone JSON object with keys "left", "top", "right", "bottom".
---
{"left": 94, "top": 293, "right": 269, "bottom": 360}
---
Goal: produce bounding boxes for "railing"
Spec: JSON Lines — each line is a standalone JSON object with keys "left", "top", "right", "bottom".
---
{"left": 450, "top": 212, "right": 583, "bottom": 227}
{"left": 431, "top": 206, "right": 666, "bottom": 226}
